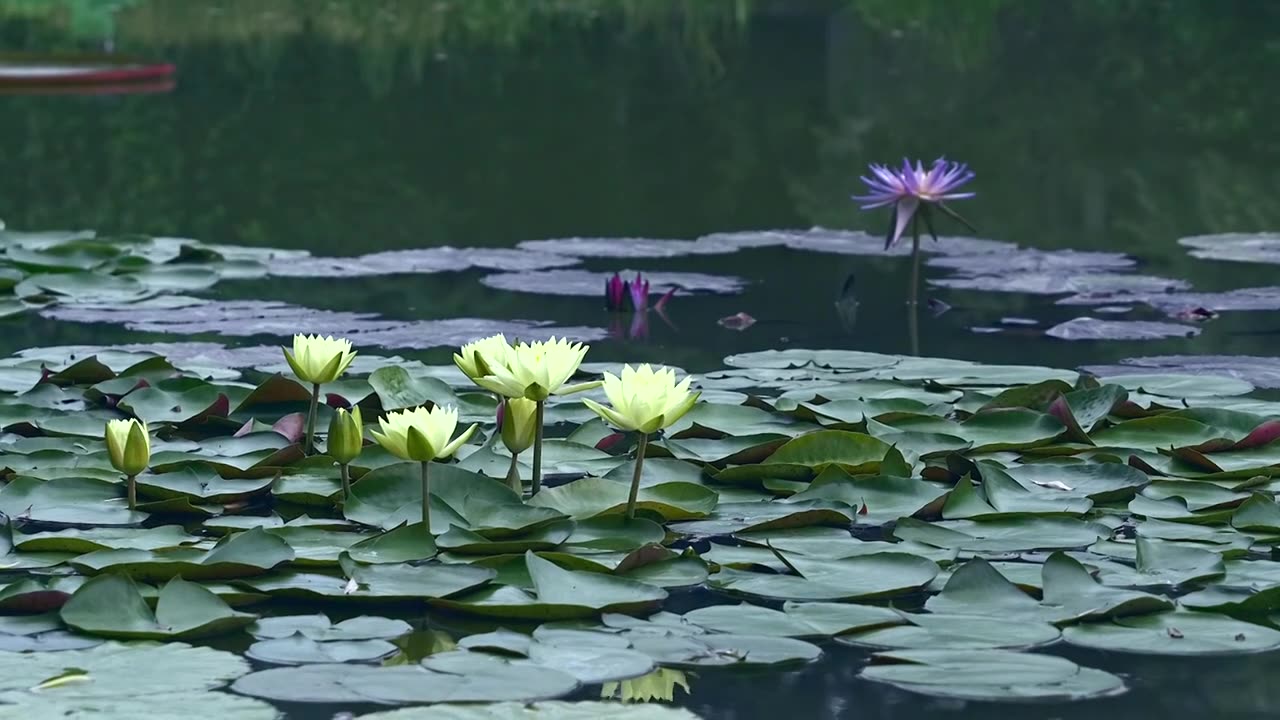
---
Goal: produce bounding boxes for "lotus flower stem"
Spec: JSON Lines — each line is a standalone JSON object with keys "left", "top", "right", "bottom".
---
{"left": 506, "top": 453, "right": 522, "bottom": 494}
{"left": 531, "top": 400, "right": 545, "bottom": 495}
{"left": 420, "top": 460, "right": 432, "bottom": 534}
{"left": 908, "top": 216, "right": 921, "bottom": 307}
{"left": 909, "top": 216, "right": 921, "bottom": 356}
{"left": 305, "top": 382, "right": 321, "bottom": 455}
{"left": 339, "top": 463, "right": 351, "bottom": 502}
{"left": 126, "top": 474, "right": 137, "bottom": 511}
{"left": 625, "top": 433, "right": 649, "bottom": 519}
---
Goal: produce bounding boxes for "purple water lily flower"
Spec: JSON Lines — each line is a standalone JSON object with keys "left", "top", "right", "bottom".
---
{"left": 852, "top": 158, "right": 976, "bottom": 250}
{"left": 604, "top": 272, "right": 628, "bottom": 312}
{"left": 628, "top": 273, "right": 649, "bottom": 312}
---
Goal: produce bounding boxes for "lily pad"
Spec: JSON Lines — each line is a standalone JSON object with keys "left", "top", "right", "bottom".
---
{"left": 360, "top": 702, "right": 702, "bottom": 719}
{"left": 860, "top": 648, "right": 1125, "bottom": 701}
{"left": 529, "top": 477, "right": 717, "bottom": 520}
{"left": 436, "top": 552, "right": 666, "bottom": 620}
{"left": 70, "top": 527, "right": 293, "bottom": 581}
{"left": 0, "top": 476, "right": 146, "bottom": 527}
{"left": 60, "top": 575, "right": 255, "bottom": 640}
{"left": 246, "top": 636, "right": 399, "bottom": 665}
{"left": 231, "top": 652, "right": 579, "bottom": 704}
{"left": 708, "top": 550, "right": 937, "bottom": 601}
{"left": 1062, "top": 610, "right": 1280, "bottom": 655}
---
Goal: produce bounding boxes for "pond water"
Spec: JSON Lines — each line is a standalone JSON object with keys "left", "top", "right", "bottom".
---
{"left": 2, "top": 1, "right": 1280, "bottom": 719}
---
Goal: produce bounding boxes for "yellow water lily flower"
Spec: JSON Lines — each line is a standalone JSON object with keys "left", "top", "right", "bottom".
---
{"left": 453, "top": 334, "right": 512, "bottom": 382}
{"left": 283, "top": 334, "right": 357, "bottom": 385}
{"left": 471, "top": 336, "right": 596, "bottom": 401}
{"left": 327, "top": 406, "right": 364, "bottom": 466}
{"left": 105, "top": 418, "right": 150, "bottom": 477}
{"left": 500, "top": 398, "right": 538, "bottom": 455}
{"left": 583, "top": 364, "right": 699, "bottom": 434}
{"left": 371, "top": 406, "right": 478, "bottom": 462}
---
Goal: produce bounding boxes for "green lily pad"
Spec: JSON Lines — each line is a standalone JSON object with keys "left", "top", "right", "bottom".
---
{"left": 60, "top": 575, "right": 255, "bottom": 640}
{"left": 136, "top": 466, "right": 274, "bottom": 503}
{"left": 436, "top": 522, "right": 575, "bottom": 555}
{"left": 245, "top": 557, "right": 495, "bottom": 602}
{"left": 271, "top": 473, "right": 342, "bottom": 505}
{"left": 786, "top": 466, "right": 947, "bottom": 525}
{"left": 999, "top": 461, "right": 1149, "bottom": 502}
{"left": 885, "top": 409, "right": 1065, "bottom": 452}
{"left": 1062, "top": 610, "right": 1280, "bottom": 655}
{"left": 860, "top": 648, "right": 1124, "bottom": 701}
{"left": 529, "top": 476, "right": 717, "bottom": 520}
{"left": 840, "top": 612, "right": 1061, "bottom": 650}
{"left": 345, "top": 522, "right": 439, "bottom": 564}
{"left": 231, "top": 652, "right": 579, "bottom": 704}
{"left": 434, "top": 552, "right": 666, "bottom": 619}
{"left": 0, "top": 641, "right": 255, "bottom": 713}
{"left": 12, "top": 525, "right": 198, "bottom": 553}
{"left": 708, "top": 550, "right": 937, "bottom": 601}
{"left": 714, "top": 431, "right": 892, "bottom": 485}
{"left": 248, "top": 613, "right": 411, "bottom": 641}
{"left": 893, "top": 516, "right": 1109, "bottom": 554}
{"left": 1093, "top": 537, "right": 1226, "bottom": 588}
{"left": 0, "top": 476, "right": 146, "bottom": 527}
{"left": 345, "top": 462, "right": 566, "bottom": 534}
{"left": 667, "top": 501, "right": 851, "bottom": 536}
{"left": 368, "top": 366, "right": 458, "bottom": 412}
{"left": 360, "top": 702, "right": 701, "bottom": 719}
{"left": 246, "top": 636, "right": 399, "bottom": 665}
{"left": 266, "top": 526, "right": 365, "bottom": 566}
{"left": 70, "top": 527, "right": 293, "bottom": 581}
{"left": 681, "top": 601, "right": 901, "bottom": 638}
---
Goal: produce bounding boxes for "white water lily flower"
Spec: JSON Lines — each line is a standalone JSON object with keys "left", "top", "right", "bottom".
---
{"left": 105, "top": 418, "right": 150, "bottom": 476}
{"left": 471, "top": 336, "right": 597, "bottom": 401}
{"left": 283, "top": 334, "right": 357, "bottom": 385}
{"left": 370, "top": 405, "right": 477, "bottom": 462}
{"left": 583, "top": 364, "right": 699, "bottom": 434}
{"left": 453, "top": 334, "right": 513, "bottom": 381}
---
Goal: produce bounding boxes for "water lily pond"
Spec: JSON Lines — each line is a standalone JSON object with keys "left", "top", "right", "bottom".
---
{"left": 3, "top": 2, "right": 1280, "bottom": 719}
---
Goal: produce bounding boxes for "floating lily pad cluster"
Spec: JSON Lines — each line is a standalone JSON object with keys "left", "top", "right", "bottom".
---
{"left": 0, "top": 229, "right": 279, "bottom": 318}
{"left": 3, "top": 344, "right": 1280, "bottom": 713}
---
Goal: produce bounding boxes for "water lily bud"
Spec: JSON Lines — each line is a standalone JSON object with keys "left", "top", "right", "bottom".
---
{"left": 371, "top": 406, "right": 478, "bottom": 462}
{"left": 327, "top": 406, "right": 363, "bottom": 465}
{"left": 628, "top": 273, "right": 649, "bottom": 312}
{"left": 105, "top": 418, "right": 150, "bottom": 476}
{"left": 283, "top": 334, "right": 357, "bottom": 385}
{"left": 583, "top": 364, "right": 700, "bottom": 434}
{"left": 501, "top": 398, "right": 538, "bottom": 454}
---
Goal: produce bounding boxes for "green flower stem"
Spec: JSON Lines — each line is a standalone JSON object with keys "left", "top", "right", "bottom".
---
{"left": 531, "top": 399, "right": 545, "bottom": 495}
{"left": 625, "top": 433, "right": 649, "bottom": 520}
{"left": 506, "top": 453, "right": 522, "bottom": 495}
{"left": 126, "top": 474, "right": 137, "bottom": 511}
{"left": 908, "top": 215, "right": 921, "bottom": 307}
{"left": 305, "top": 382, "right": 321, "bottom": 455}
{"left": 908, "top": 216, "right": 921, "bottom": 356}
{"left": 420, "top": 460, "right": 432, "bottom": 534}
{"left": 339, "top": 462, "right": 351, "bottom": 502}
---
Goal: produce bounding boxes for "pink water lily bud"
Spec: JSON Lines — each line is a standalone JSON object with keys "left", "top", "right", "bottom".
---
{"left": 628, "top": 273, "right": 649, "bottom": 312}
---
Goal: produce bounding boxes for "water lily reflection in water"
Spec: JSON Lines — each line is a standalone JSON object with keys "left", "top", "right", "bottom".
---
{"left": 604, "top": 272, "right": 677, "bottom": 341}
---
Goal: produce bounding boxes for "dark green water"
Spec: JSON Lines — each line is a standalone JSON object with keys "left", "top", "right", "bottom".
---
{"left": 3, "top": 1, "right": 1280, "bottom": 718}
